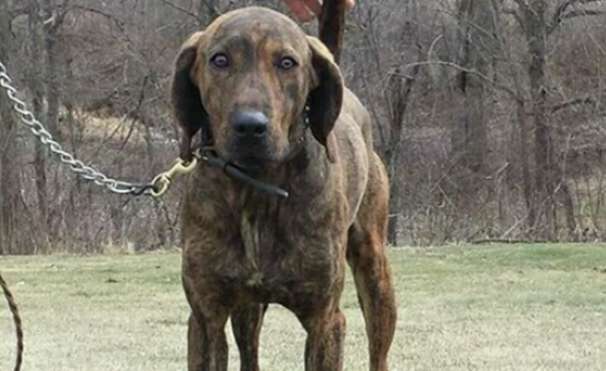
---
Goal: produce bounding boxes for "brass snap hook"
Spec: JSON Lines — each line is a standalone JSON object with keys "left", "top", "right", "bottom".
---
{"left": 150, "top": 157, "right": 198, "bottom": 197}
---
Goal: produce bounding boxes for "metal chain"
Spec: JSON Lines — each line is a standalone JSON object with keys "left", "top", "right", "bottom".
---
{"left": 0, "top": 272, "right": 23, "bottom": 371}
{"left": 0, "top": 61, "right": 156, "bottom": 196}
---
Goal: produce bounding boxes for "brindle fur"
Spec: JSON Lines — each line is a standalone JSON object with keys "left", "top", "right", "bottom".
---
{"left": 173, "top": 7, "right": 396, "bottom": 371}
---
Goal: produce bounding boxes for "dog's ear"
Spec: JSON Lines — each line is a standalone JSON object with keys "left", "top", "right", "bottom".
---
{"left": 306, "top": 36, "right": 344, "bottom": 163}
{"left": 172, "top": 31, "right": 208, "bottom": 161}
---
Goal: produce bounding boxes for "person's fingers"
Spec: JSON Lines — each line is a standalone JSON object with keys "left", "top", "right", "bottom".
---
{"left": 283, "top": 0, "right": 316, "bottom": 21}
{"left": 284, "top": 0, "right": 357, "bottom": 22}
{"left": 302, "top": 0, "right": 322, "bottom": 16}
{"left": 303, "top": 0, "right": 356, "bottom": 17}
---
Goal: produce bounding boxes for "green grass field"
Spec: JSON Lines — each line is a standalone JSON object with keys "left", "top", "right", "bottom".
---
{"left": 1, "top": 244, "right": 606, "bottom": 370}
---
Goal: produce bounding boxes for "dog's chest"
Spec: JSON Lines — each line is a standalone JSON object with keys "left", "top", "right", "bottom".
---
{"left": 234, "top": 198, "right": 339, "bottom": 302}
{"left": 240, "top": 207, "right": 265, "bottom": 286}
{"left": 238, "top": 203, "right": 297, "bottom": 279}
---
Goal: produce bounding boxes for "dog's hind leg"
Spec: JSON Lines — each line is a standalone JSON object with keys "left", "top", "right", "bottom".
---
{"left": 231, "top": 303, "right": 267, "bottom": 371}
{"left": 347, "top": 156, "right": 397, "bottom": 371}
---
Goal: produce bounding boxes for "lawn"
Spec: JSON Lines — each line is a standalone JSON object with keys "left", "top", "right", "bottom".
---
{"left": 1, "top": 244, "right": 606, "bottom": 370}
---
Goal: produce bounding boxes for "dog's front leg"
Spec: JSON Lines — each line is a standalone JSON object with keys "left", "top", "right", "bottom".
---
{"left": 299, "top": 307, "right": 347, "bottom": 371}
{"left": 187, "top": 309, "right": 229, "bottom": 371}
{"left": 231, "top": 303, "right": 268, "bottom": 371}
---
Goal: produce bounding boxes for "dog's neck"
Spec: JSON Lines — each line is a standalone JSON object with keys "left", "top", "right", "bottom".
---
{"left": 284, "top": 104, "right": 311, "bottom": 161}
{"left": 232, "top": 131, "right": 330, "bottom": 206}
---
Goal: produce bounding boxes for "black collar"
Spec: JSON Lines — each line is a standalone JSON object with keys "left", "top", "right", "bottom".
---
{"left": 194, "top": 147, "right": 289, "bottom": 198}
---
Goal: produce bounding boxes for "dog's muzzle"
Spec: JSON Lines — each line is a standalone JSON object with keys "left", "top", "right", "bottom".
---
{"left": 232, "top": 110, "right": 269, "bottom": 139}
{"left": 230, "top": 110, "right": 271, "bottom": 169}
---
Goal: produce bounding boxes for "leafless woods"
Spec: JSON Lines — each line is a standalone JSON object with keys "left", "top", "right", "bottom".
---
{"left": 1, "top": 0, "right": 605, "bottom": 253}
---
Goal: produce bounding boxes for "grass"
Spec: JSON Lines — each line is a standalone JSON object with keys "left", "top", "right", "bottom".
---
{"left": 1, "top": 244, "right": 606, "bottom": 370}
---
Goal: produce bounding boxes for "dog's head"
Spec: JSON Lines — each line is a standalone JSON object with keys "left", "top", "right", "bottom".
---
{"left": 172, "top": 7, "right": 343, "bottom": 170}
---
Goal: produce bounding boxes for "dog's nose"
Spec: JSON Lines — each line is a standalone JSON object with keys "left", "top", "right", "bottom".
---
{"left": 231, "top": 111, "right": 268, "bottom": 138}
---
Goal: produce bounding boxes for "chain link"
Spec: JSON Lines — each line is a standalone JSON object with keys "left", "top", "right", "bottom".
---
{"left": 0, "top": 61, "right": 157, "bottom": 196}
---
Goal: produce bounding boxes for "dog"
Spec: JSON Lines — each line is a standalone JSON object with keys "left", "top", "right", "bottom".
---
{"left": 172, "top": 7, "right": 396, "bottom": 371}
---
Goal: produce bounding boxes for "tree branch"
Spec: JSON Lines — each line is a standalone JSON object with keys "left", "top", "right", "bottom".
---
{"left": 159, "top": 0, "right": 202, "bottom": 23}
{"left": 159, "top": 0, "right": 222, "bottom": 24}
{"left": 549, "top": 0, "right": 606, "bottom": 34}
{"left": 502, "top": 6, "right": 524, "bottom": 29}
{"left": 400, "top": 60, "right": 520, "bottom": 100}
{"left": 9, "top": 5, "right": 29, "bottom": 20}
{"left": 561, "top": 9, "right": 606, "bottom": 19}
{"left": 551, "top": 96, "right": 596, "bottom": 113}
{"left": 199, "top": 0, "right": 222, "bottom": 20}
{"left": 68, "top": 5, "right": 126, "bottom": 33}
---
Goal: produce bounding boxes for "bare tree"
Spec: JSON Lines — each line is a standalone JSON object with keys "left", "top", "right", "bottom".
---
{"left": 0, "top": 0, "right": 26, "bottom": 254}
{"left": 1, "top": 0, "right": 606, "bottom": 252}
{"left": 505, "top": 0, "right": 605, "bottom": 239}
{"left": 452, "top": 0, "right": 497, "bottom": 174}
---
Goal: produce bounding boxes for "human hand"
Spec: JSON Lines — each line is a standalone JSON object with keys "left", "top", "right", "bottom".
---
{"left": 282, "top": 0, "right": 355, "bottom": 22}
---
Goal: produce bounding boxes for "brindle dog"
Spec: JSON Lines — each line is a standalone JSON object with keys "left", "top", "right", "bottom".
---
{"left": 173, "top": 7, "right": 396, "bottom": 371}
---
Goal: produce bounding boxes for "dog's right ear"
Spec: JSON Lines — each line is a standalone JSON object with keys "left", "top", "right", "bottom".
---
{"left": 172, "top": 31, "right": 208, "bottom": 161}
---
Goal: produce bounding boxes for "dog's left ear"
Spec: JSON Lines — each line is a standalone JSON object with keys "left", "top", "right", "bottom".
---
{"left": 306, "top": 36, "right": 344, "bottom": 163}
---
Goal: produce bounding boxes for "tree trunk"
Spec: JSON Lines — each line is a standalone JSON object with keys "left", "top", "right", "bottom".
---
{"left": 383, "top": 2, "right": 422, "bottom": 245}
{"left": 0, "top": 0, "right": 24, "bottom": 254}
{"left": 44, "top": 0, "right": 65, "bottom": 244}
{"left": 452, "top": 0, "right": 494, "bottom": 173}
{"left": 523, "top": 0, "right": 556, "bottom": 239}
{"left": 28, "top": 0, "right": 51, "bottom": 251}
{"left": 385, "top": 71, "right": 404, "bottom": 245}
{"left": 507, "top": 38, "right": 536, "bottom": 232}
{"left": 516, "top": 98, "right": 536, "bottom": 231}
{"left": 41, "top": 0, "right": 61, "bottom": 138}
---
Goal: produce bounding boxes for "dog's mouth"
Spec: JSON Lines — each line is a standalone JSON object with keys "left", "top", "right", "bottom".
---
{"left": 231, "top": 155, "right": 267, "bottom": 174}
{"left": 227, "top": 142, "right": 276, "bottom": 174}
{"left": 199, "top": 148, "right": 289, "bottom": 198}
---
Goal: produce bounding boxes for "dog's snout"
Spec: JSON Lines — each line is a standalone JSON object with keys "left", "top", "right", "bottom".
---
{"left": 231, "top": 111, "right": 269, "bottom": 138}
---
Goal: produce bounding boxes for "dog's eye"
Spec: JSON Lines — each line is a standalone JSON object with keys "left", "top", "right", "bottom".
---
{"left": 210, "top": 53, "right": 230, "bottom": 69}
{"left": 277, "top": 57, "right": 297, "bottom": 70}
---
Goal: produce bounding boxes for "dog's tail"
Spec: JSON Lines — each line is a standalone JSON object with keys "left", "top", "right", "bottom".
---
{"left": 319, "top": 0, "right": 347, "bottom": 63}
